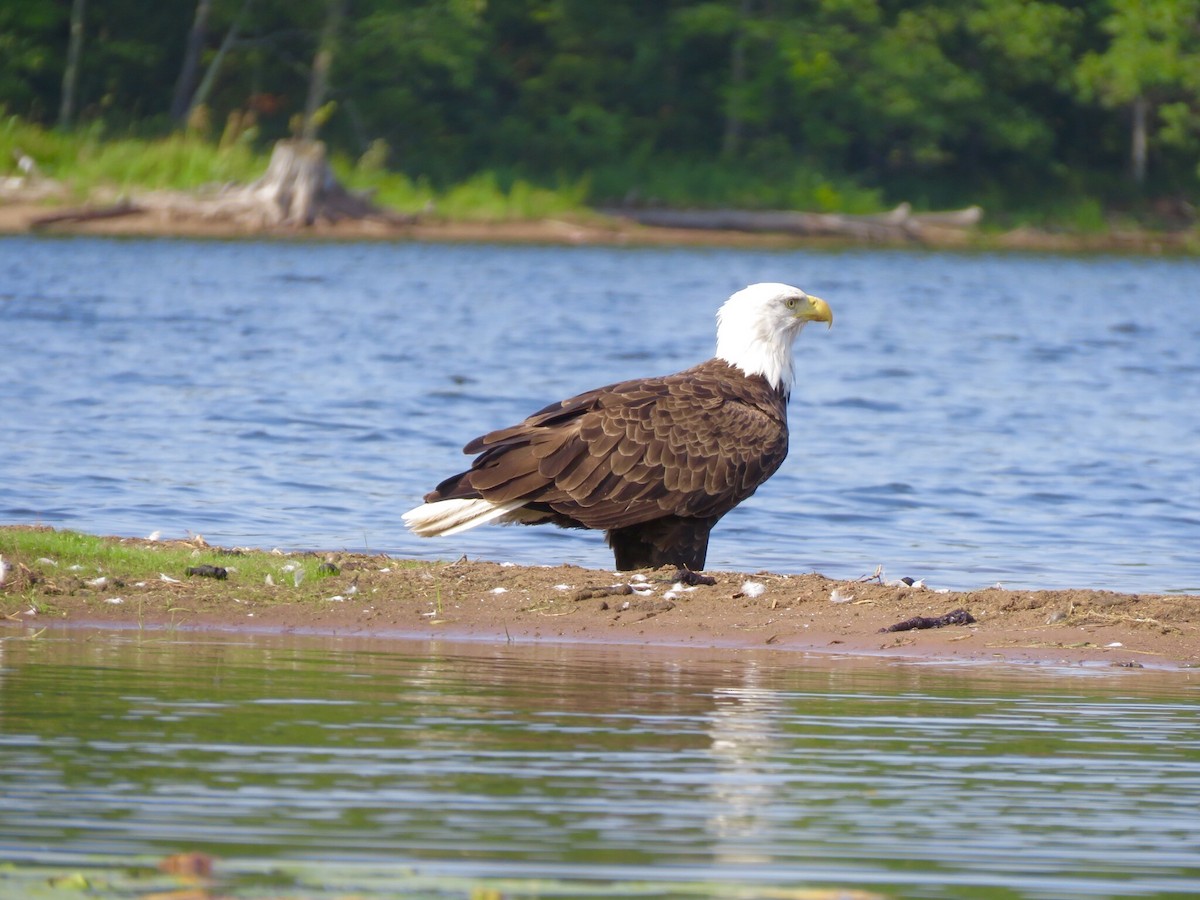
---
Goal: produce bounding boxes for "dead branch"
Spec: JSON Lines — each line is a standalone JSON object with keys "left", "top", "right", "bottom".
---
{"left": 30, "top": 199, "right": 144, "bottom": 229}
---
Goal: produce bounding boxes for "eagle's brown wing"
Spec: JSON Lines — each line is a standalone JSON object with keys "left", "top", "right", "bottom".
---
{"left": 427, "top": 360, "right": 788, "bottom": 530}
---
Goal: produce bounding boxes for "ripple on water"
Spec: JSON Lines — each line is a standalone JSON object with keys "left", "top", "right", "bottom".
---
{"left": 1, "top": 636, "right": 1198, "bottom": 898}
{"left": 1, "top": 238, "right": 1199, "bottom": 591}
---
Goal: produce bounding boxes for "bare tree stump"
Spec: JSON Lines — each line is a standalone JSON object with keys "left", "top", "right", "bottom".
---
{"left": 251, "top": 139, "right": 327, "bottom": 225}
{"left": 244, "top": 139, "right": 385, "bottom": 226}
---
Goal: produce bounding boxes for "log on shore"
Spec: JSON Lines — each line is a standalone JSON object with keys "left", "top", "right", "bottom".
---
{"left": 29, "top": 199, "right": 144, "bottom": 230}
{"left": 603, "top": 203, "right": 982, "bottom": 243}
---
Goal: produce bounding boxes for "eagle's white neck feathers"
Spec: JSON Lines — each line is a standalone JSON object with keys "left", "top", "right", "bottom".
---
{"left": 715, "top": 282, "right": 815, "bottom": 392}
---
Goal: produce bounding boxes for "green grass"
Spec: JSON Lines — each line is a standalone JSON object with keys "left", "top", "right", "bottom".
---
{"left": 335, "top": 158, "right": 438, "bottom": 213}
{"left": 0, "top": 527, "right": 336, "bottom": 592}
{"left": 335, "top": 158, "right": 593, "bottom": 220}
{"left": 588, "top": 157, "right": 887, "bottom": 214}
{"left": 70, "top": 132, "right": 262, "bottom": 191}
{"left": 437, "top": 171, "right": 591, "bottom": 220}
{"left": 0, "top": 115, "right": 262, "bottom": 196}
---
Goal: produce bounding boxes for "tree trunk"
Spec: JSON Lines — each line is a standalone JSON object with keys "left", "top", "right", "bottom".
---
{"left": 721, "top": 0, "right": 752, "bottom": 159}
{"left": 187, "top": 0, "right": 253, "bottom": 123}
{"left": 171, "top": 0, "right": 213, "bottom": 123}
{"left": 58, "top": 0, "right": 86, "bottom": 129}
{"left": 1131, "top": 94, "right": 1148, "bottom": 185}
{"left": 302, "top": 0, "right": 347, "bottom": 140}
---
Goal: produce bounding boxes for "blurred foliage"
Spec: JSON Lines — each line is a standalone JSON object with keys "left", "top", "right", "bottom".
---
{"left": 1, "top": 0, "right": 1198, "bottom": 224}
{"left": 1, "top": 112, "right": 261, "bottom": 194}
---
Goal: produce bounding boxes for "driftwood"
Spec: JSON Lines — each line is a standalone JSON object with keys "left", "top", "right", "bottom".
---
{"left": 30, "top": 199, "right": 144, "bottom": 230}
{"left": 603, "top": 202, "right": 982, "bottom": 243}
{"left": 879, "top": 608, "right": 977, "bottom": 633}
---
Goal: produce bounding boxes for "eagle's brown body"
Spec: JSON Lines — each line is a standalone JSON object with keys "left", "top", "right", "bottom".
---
{"left": 423, "top": 359, "right": 788, "bottom": 570}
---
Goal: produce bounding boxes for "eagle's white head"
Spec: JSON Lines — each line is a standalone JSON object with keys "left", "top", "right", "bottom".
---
{"left": 715, "top": 282, "right": 832, "bottom": 392}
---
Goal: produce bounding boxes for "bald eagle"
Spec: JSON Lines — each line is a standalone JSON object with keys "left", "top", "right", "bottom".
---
{"left": 403, "top": 282, "right": 832, "bottom": 570}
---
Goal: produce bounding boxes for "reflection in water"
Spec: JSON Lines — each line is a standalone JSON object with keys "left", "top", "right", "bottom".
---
{"left": 705, "top": 665, "right": 779, "bottom": 865}
{"left": 1, "top": 632, "right": 1198, "bottom": 898}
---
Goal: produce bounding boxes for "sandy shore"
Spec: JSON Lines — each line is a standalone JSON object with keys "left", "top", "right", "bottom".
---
{"left": 3, "top": 198, "right": 1197, "bottom": 254}
{"left": 2, "top": 531, "right": 1197, "bottom": 669}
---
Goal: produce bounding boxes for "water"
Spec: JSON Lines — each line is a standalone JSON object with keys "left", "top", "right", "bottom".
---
{"left": 1, "top": 236, "right": 1198, "bottom": 592}
{"left": 1, "top": 633, "right": 1198, "bottom": 899}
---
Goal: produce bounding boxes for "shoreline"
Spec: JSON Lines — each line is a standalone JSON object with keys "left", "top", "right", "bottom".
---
{"left": 33, "top": 604, "right": 1198, "bottom": 672}
{"left": 2, "top": 199, "right": 1197, "bottom": 254}
{"left": 3, "top": 529, "right": 1197, "bottom": 670}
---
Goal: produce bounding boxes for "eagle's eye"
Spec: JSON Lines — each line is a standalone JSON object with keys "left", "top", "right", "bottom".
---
{"left": 784, "top": 296, "right": 797, "bottom": 310}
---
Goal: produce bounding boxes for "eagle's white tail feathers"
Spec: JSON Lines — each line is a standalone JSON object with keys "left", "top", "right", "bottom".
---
{"left": 403, "top": 497, "right": 529, "bottom": 537}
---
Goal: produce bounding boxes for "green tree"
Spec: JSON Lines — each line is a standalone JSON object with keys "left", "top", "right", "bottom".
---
{"left": 1076, "top": 0, "right": 1200, "bottom": 184}
{"left": 0, "top": 2, "right": 65, "bottom": 122}
{"left": 481, "top": 1, "right": 674, "bottom": 175}
{"left": 0, "top": 0, "right": 1196, "bottom": 214}
{"left": 182, "top": 0, "right": 256, "bottom": 127}
{"left": 663, "top": 0, "right": 1081, "bottom": 202}
{"left": 58, "top": 0, "right": 86, "bottom": 129}
{"left": 301, "top": 0, "right": 346, "bottom": 139}
{"left": 333, "top": 0, "right": 488, "bottom": 177}
{"left": 170, "top": 0, "right": 213, "bottom": 124}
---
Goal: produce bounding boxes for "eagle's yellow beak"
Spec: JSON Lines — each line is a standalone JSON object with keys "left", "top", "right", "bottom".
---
{"left": 802, "top": 295, "right": 833, "bottom": 329}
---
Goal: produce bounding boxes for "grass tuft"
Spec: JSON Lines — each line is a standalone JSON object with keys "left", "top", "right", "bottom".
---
{"left": 1, "top": 115, "right": 261, "bottom": 195}
{"left": 0, "top": 527, "right": 342, "bottom": 617}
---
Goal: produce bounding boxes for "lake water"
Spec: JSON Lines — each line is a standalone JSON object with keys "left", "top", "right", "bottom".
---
{"left": 1, "top": 236, "right": 1198, "bottom": 592}
{"left": 1, "top": 633, "right": 1198, "bottom": 899}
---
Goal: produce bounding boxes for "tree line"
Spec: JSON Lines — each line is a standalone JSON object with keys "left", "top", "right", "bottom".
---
{"left": 2, "top": 0, "right": 1198, "bottom": 216}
